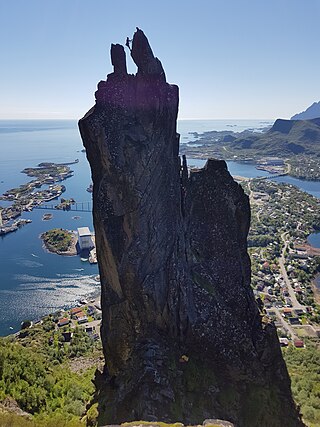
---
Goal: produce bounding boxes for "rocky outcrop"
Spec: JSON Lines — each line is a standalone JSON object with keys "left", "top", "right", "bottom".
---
{"left": 79, "top": 29, "right": 304, "bottom": 427}
{"left": 0, "top": 397, "right": 32, "bottom": 419}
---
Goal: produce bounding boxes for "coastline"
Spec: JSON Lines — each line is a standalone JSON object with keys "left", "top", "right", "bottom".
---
{"left": 40, "top": 231, "right": 78, "bottom": 256}
{"left": 299, "top": 241, "right": 320, "bottom": 257}
{"left": 6, "top": 283, "right": 101, "bottom": 338}
{"left": 306, "top": 232, "right": 320, "bottom": 304}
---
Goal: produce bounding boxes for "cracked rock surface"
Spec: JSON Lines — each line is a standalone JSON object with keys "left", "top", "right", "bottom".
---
{"left": 79, "top": 28, "right": 304, "bottom": 427}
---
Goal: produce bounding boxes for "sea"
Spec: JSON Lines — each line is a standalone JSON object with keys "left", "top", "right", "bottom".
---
{"left": 0, "top": 119, "right": 319, "bottom": 336}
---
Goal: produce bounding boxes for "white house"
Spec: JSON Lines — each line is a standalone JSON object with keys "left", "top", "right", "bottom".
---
{"left": 77, "top": 227, "right": 93, "bottom": 250}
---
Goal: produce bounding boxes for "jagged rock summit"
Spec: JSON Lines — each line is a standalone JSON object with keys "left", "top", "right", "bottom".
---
{"left": 291, "top": 101, "right": 320, "bottom": 120}
{"left": 79, "top": 29, "right": 304, "bottom": 427}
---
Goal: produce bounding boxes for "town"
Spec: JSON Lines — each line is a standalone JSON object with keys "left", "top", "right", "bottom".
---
{"left": 0, "top": 161, "right": 75, "bottom": 235}
{"left": 244, "top": 178, "right": 320, "bottom": 347}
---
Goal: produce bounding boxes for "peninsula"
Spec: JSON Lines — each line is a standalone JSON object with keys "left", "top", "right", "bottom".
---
{"left": 180, "top": 118, "right": 320, "bottom": 181}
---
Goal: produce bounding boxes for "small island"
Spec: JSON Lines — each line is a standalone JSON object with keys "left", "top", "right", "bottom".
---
{"left": 41, "top": 228, "right": 77, "bottom": 256}
{"left": 41, "top": 227, "right": 97, "bottom": 262}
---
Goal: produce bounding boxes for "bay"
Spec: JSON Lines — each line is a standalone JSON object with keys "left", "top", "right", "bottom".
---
{"left": 271, "top": 176, "right": 320, "bottom": 199}
{"left": 187, "top": 158, "right": 272, "bottom": 179}
{"left": 0, "top": 120, "right": 98, "bottom": 336}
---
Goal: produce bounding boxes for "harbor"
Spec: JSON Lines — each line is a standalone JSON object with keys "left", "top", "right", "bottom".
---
{"left": 0, "top": 218, "right": 32, "bottom": 235}
{"left": 0, "top": 161, "right": 76, "bottom": 235}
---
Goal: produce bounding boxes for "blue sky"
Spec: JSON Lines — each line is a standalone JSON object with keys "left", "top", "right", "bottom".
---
{"left": 0, "top": 0, "right": 319, "bottom": 120}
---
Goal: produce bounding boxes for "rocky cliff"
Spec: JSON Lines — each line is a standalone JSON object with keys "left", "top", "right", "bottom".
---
{"left": 79, "top": 29, "right": 304, "bottom": 427}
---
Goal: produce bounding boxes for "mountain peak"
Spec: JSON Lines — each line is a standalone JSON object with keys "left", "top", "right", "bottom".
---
{"left": 291, "top": 101, "right": 320, "bottom": 120}
{"left": 79, "top": 29, "right": 303, "bottom": 426}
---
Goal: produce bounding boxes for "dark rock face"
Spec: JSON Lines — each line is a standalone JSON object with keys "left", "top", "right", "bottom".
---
{"left": 79, "top": 29, "right": 304, "bottom": 427}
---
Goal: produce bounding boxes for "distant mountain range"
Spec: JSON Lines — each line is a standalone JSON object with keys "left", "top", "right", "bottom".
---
{"left": 230, "top": 117, "right": 320, "bottom": 156}
{"left": 291, "top": 101, "right": 320, "bottom": 120}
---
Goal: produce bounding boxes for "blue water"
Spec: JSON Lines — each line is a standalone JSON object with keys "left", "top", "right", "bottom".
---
{"left": 178, "top": 119, "right": 272, "bottom": 142}
{"left": 187, "top": 158, "right": 272, "bottom": 179}
{"left": 0, "top": 120, "right": 99, "bottom": 335}
{"left": 0, "top": 119, "right": 318, "bottom": 336}
{"left": 308, "top": 232, "right": 320, "bottom": 249}
{"left": 271, "top": 175, "right": 320, "bottom": 199}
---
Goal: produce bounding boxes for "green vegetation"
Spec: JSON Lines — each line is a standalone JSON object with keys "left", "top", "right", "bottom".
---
{"left": 0, "top": 321, "right": 102, "bottom": 426}
{"left": 0, "top": 411, "right": 84, "bottom": 427}
{"left": 248, "top": 234, "right": 274, "bottom": 247}
{"left": 283, "top": 342, "right": 320, "bottom": 427}
{"left": 288, "top": 156, "right": 320, "bottom": 181}
{"left": 244, "top": 177, "right": 320, "bottom": 426}
{"left": 23, "top": 164, "right": 70, "bottom": 179}
{"left": 181, "top": 119, "right": 320, "bottom": 181}
{"left": 241, "top": 385, "right": 282, "bottom": 427}
{"left": 247, "top": 178, "right": 320, "bottom": 322}
{"left": 42, "top": 228, "right": 73, "bottom": 253}
{"left": 229, "top": 118, "right": 320, "bottom": 158}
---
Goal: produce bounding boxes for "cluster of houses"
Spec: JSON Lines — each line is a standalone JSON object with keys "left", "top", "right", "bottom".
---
{"left": 254, "top": 254, "right": 315, "bottom": 307}
{"left": 279, "top": 338, "right": 305, "bottom": 348}
{"left": 56, "top": 301, "right": 101, "bottom": 341}
{"left": 253, "top": 263, "right": 293, "bottom": 308}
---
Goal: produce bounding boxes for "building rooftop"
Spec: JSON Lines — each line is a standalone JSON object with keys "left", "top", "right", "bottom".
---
{"left": 58, "top": 318, "right": 69, "bottom": 326}
{"left": 71, "top": 307, "right": 83, "bottom": 315}
{"left": 77, "top": 227, "right": 91, "bottom": 237}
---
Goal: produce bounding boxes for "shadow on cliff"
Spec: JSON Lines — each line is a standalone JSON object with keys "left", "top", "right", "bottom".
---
{"left": 79, "top": 28, "right": 304, "bottom": 427}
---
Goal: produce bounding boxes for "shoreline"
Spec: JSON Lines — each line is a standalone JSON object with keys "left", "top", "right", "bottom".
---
{"left": 40, "top": 230, "right": 78, "bottom": 256}
{"left": 305, "top": 234, "right": 320, "bottom": 304}
{"left": 299, "top": 241, "right": 320, "bottom": 257}
{"left": 2, "top": 281, "right": 101, "bottom": 338}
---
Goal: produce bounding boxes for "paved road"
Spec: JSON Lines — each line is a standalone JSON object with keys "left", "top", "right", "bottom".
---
{"left": 279, "top": 232, "right": 305, "bottom": 310}
{"left": 267, "top": 308, "right": 298, "bottom": 340}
